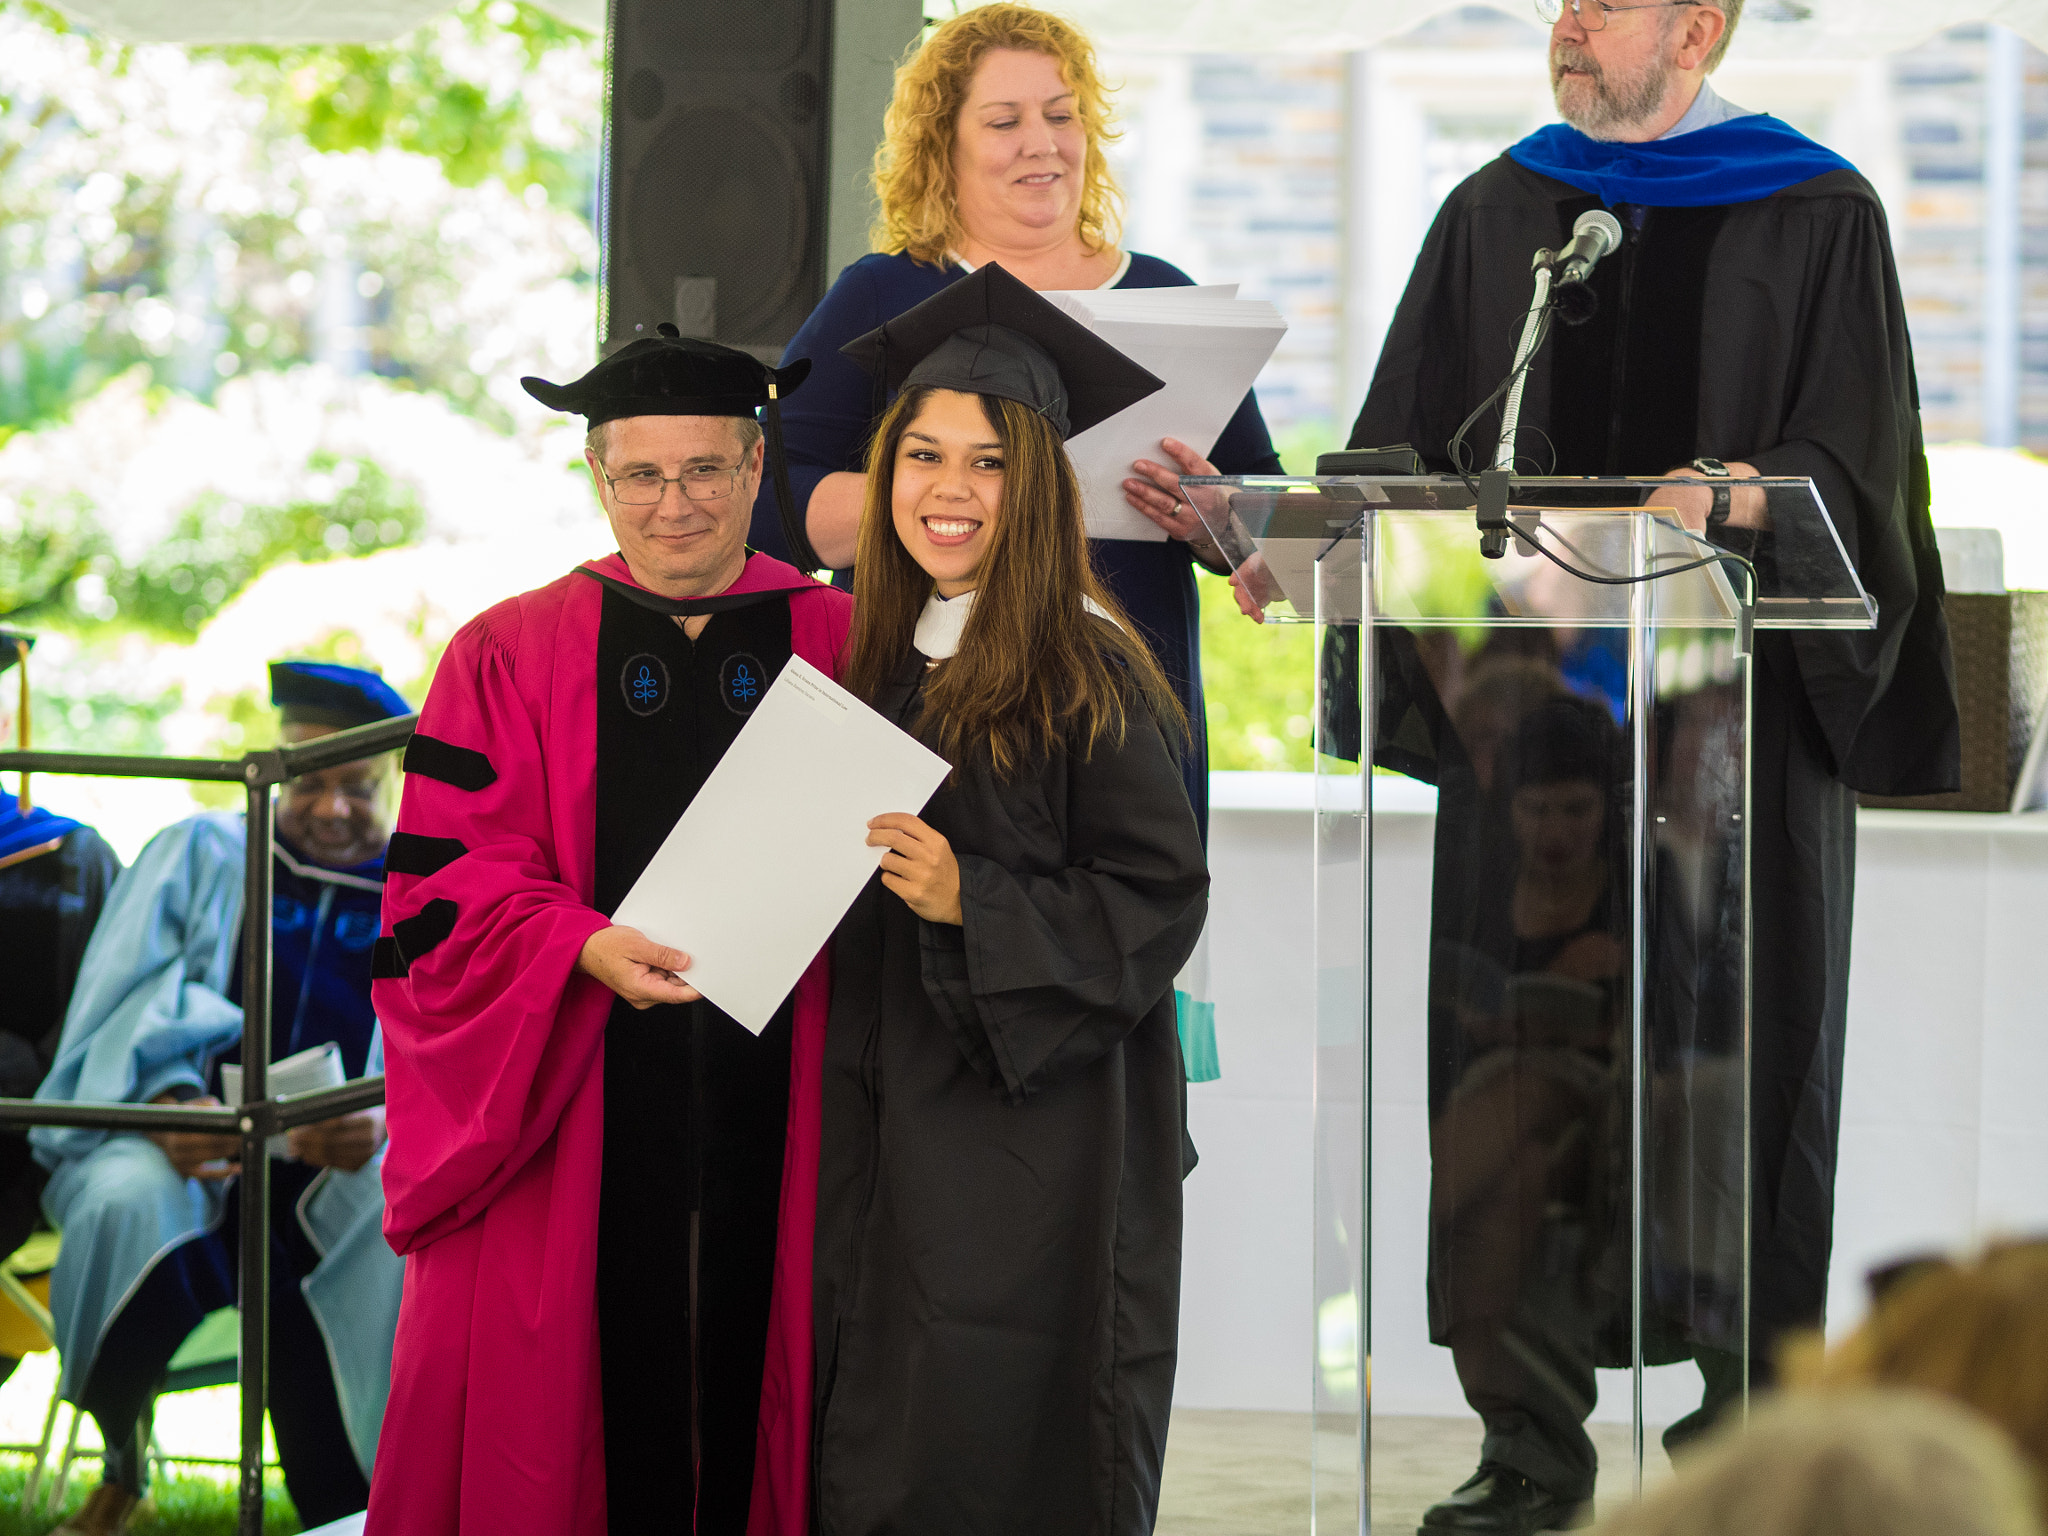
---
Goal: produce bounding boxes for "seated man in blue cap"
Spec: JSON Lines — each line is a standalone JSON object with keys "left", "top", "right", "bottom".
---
{"left": 0, "top": 629, "right": 123, "bottom": 1384}
{"left": 32, "top": 661, "right": 410, "bottom": 1536}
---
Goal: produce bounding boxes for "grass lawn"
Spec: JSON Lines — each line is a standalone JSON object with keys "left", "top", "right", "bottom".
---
{"left": 0, "top": 1459, "right": 301, "bottom": 1534}
{"left": 2, "top": 1353, "right": 305, "bottom": 1533}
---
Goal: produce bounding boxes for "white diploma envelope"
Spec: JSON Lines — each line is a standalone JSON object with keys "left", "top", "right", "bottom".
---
{"left": 611, "top": 655, "right": 951, "bottom": 1033}
{"left": 1042, "top": 285, "right": 1288, "bottom": 542}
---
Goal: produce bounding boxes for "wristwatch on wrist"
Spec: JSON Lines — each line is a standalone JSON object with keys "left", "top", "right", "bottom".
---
{"left": 1690, "top": 456, "right": 1732, "bottom": 526}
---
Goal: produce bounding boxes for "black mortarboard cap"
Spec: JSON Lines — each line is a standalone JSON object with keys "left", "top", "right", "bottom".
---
{"left": 521, "top": 325, "right": 822, "bottom": 572}
{"left": 838, "top": 263, "right": 1163, "bottom": 439}
{"left": 0, "top": 631, "right": 31, "bottom": 677}
{"left": 269, "top": 661, "right": 413, "bottom": 730}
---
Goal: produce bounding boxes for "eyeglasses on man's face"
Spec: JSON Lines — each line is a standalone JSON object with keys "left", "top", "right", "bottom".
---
{"left": 601, "top": 460, "right": 745, "bottom": 506}
{"left": 1537, "top": 0, "right": 1702, "bottom": 31}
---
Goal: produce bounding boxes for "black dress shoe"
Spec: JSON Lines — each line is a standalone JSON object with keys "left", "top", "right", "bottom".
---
{"left": 1418, "top": 1463, "right": 1593, "bottom": 1534}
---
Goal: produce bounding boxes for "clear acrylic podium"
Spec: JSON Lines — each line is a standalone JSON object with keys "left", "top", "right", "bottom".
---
{"left": 1179, "top": 475, "right": 1876, "bottom": 1532}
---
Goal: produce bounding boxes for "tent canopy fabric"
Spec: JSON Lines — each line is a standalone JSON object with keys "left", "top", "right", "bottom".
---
{"left": 1073, "top": 0, "right": 2048, "bottom": 60}
{"left": 43, "top": 0, "right": 603, "bottom": 44}
{"left": 42, "top": 0, "right": 2048, "bottom": 56}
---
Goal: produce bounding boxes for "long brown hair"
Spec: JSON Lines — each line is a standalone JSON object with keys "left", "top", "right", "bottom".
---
{"left": 843, "top": 386, "right": 1184, "bottom": 778}
{"left": 870, "top": 3, "right": 1123, "bottom": 267}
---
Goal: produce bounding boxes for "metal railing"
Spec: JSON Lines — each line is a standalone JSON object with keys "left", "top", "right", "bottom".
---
{"left": 0, "top": 711, "right": 415, "bottom": 1534}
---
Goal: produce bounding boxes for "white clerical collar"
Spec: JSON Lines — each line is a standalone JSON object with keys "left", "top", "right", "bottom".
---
{"left": 914, "top": 589, "right": 1117, "bottom": 660}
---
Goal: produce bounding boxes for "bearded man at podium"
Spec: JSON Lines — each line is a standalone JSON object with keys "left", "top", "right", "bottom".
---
{"left": 1346, "top": 1, "right": 1961, "bottom": 1530}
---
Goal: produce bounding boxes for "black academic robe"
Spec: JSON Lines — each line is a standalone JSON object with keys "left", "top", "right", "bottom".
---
{"left": 0, "top": 826, "right": 120, "bottom": 1271}
{"left": 1349, "top": 154, "right": 1960, "bottom": 1349}
{"left": 813, "top": 643, "right": 1208, "bottom": 1536}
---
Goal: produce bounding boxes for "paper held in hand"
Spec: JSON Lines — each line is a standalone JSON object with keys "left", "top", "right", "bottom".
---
{"left": 1042, "top": 283, "right": 1287, "bottom": 542}
{"left": 220, "top": 1041, "right": 344, "bottom": 1160}
{"left": 611, "top": 656, "right": 951, "bottom": 1033}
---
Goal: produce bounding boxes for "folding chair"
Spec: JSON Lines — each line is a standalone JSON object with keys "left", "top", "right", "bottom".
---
{"left": 36, "top": 1304, "right": 258, "bottom": 1514}
{"left": 10, "top": 1279, "right": 260, "bottom": 1516}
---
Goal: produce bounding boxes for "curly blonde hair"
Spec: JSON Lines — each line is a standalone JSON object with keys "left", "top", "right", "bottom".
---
{"left": 870, "top": 4, "right": 1123, "bottom": 267}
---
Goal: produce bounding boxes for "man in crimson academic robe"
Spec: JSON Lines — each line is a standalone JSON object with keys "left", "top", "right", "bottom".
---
{"left": 364, "top": 327, "right": 849, "bottom": 1536}
{"left": 1343, "top": 2, "right": 1960, "bottom": 1530}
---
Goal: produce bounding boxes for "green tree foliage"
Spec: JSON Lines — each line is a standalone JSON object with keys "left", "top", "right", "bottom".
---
{"left": 1198, "top": 571, "right": 1316, "bottom": 772}
{"left": 215, "top": 2, "right": 595, "bottom": 202}
{"left": 1195, "top": 419, "right": 1332, "bottom": 773}
{"left": 110, "top": 455, "right": 426, "bottom": 635}
{"left": 2, "top": 453, "right": 423, "bottom": 632}
{"left": 0, "top": 485, "right": 98, "bottom": 622}
{"left": 29, "top": 677, "right": 180, "bottom": 756}
{"left": 0, "top": 0, "right": 598, "bottom": 833}
{"left": 221, "top": 6, "right": 589, "bottom": 196}
{"left": 0, "top": 0, "right": 601, "bottom": 431}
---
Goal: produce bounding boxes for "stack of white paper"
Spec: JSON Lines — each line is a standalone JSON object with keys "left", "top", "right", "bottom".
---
{"left": 221, "top": 1041, "right": 345, "bottom": 1159}
{"left": 1042, "top": 284, "right": 1288, "bottom": 542}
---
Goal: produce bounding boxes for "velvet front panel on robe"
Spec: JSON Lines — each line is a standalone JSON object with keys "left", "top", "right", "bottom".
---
{"left": 592, "top": 585, "right": 799, "bottom": 1531}
{"left": 367, "top": 552, "right": 850, "bottom": 1536}
{"left": 814, "top": 640, "right": 1208, "bottom": 1536}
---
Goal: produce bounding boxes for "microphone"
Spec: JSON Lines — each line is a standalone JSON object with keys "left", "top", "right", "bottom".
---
{"left": 1550, "top": 209, "right": 1624, "bottom": 325}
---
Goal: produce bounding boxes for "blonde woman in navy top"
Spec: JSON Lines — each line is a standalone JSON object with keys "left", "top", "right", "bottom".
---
{"left": 761, "top": 2, "right": 1285, "bottom": 851}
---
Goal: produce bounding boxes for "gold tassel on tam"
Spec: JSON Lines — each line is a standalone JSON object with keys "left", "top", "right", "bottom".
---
{"left": 0, "top": 635, "right": 61, "bottom": 870}
{"left": 14, "top": 637, "right": 28, "bottom": 816}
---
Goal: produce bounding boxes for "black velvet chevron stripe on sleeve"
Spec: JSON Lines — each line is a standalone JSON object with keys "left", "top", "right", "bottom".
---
{"left": 370, "top": 898, "right": 461, "bottom": 979}
{"left": 371, "top": 937, "right": 407, "bottom": 979}
{"left": 403, "top": 733, "right": 498, "bottom": 791}
{"left": 385, "top": 831, "right": 469, "bottom": 877}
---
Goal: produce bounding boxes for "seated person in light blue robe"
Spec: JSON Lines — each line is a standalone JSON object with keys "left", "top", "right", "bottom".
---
{"left": 31, "top": 661, "right": 409, "bottom": 1536}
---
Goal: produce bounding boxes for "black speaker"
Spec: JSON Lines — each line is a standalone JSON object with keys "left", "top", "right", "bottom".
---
{"left": 600, "top": 0, "right": 920, "bottom": 360}
{"left": 601, "top": 0, "right": 825, "bottom": 356}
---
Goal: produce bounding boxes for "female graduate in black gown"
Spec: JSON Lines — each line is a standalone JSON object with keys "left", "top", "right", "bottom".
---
{"left": 813, "top": 268, "right": 1209, "bottom": 1535}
